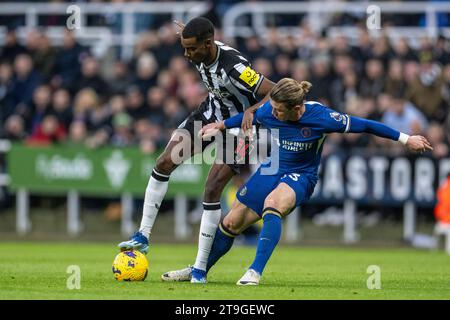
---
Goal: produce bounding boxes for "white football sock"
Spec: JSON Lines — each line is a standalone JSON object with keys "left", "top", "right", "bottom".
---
{"left": 139, "top": 169, "right": 170, "bottom": 239}
{"left": 193, "top": 202, "right": 222, "bottom": 271}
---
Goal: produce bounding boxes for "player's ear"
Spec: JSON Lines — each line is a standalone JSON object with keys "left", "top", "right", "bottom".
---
{"left": 204, "top": 38, "right": 212, "bottom": 48}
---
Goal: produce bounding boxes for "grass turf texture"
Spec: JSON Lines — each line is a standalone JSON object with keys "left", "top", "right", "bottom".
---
{"left": 0, "top": 242, "right": 449, "bottom": 300}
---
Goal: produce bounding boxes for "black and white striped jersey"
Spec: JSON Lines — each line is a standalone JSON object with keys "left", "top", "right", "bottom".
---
{"left": 194, "top": 41, "right": 264, "bottom": 122}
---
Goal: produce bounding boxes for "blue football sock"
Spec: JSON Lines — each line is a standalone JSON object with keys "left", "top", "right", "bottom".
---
{"left": 249, "top": 208, "right": 282, "bottom": 275}
{"left": 206, "top": 222, "right": 237, "bottom": 272}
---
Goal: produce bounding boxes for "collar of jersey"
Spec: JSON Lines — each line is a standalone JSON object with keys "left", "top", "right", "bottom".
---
{"left": 203, "top": 44, "right": 221, "bottom": 69}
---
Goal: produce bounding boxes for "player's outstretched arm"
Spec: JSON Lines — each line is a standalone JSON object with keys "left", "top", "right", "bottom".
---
{"left": 347, "top": 116, "right": 433, "bottom": 153}
{"left": 199, "top": 110, "right": 258, "bottom": 139}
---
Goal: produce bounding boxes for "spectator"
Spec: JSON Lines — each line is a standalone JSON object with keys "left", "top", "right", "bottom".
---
{"left": 134, "top": 52, "right": 158, "bottom": 95}
{"left": 76, "top": 56, "right": 109, "bottom": 97}
{"left": 0, "top": 28, "right": 27, "bottom": 63}
{"left": 110, "top": 112, "right": 134, "bottom": 147}
{"left": 146, "top": 86, "right": 166, "bottom": 125}
{"left": 1, "top": 115, "right": 27, "bottom": 140}
{"left": 406, "top": 54, "right": 444, "bottom": 122}
{"left": 156, "top": 69, "right": 177, "bottom": 97}
{"left": 27, "top": 30, "right": 56, "bottom": 81}
{"left": 272, "top": 54, "right": 291, "bottom": 82}
{"left": 426, "top": 122, "right": 449, "bottom": 159}
{"left": 28, "top": 84, "right": 52, "bottom": 133}
{"left": 73, "top": 88, "right": 103, "bottom": 132}
{"left": 392, "top": 37, "right": 417, "bottom": 62}
{"left": 359, "top": 58, "right": 385, "bottom": 98}
{"left": 156, "top": 23, "right": 183, "bottom": 68}
{"left": 382, "top": 93, "right": 428, "bottom": 136}
{"left": 125, "top": 86, "right": 147, "bottom": 120}
{"left": 240, "top": 35, "right": 263, "bottom": 62}
{"left": 52, "top": 88, "right": 73, "bottom": 129}
{"left": 309, "top": 54, "right": 333, "bottom": 105}
{"left": 109, "top": 61, "right": 133, "bottom": 95}
{"left": 52, "top": 30, "right": 89, "bottom": 90}
{"left": 68, "top": 120, "right": 88, "bottom": 146}
{"left": 11, "top": 54, "right": 41, "bottom": 113}
{"left": 27, "top": 114, "right": 66, "bottom": 145}
{"left": 253, "top": 58, "right": 273, "bottom": 79}
{"left": 385, "top": 59, "right": 406, "bottom": 97}
{"left": 162, "top": 96, "right": 189, "bottom": 130}
{"left": 0, "top": 62, "right": 14, "bottom": 123}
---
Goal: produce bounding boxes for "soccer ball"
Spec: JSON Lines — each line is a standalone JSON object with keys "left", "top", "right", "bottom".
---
{"left": 112, "top": 250, "right": 148, "bottom": 281}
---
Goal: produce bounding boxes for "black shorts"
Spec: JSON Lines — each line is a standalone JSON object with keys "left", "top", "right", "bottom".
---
{"left": 177, "top": 103, "right": 252, "bottom": 174}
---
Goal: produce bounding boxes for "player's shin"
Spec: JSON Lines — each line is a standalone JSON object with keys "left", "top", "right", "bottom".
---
{"left": 249, "top": 208, "right": 282, "bottom": 275}
{"left": 205, "top": 221, "right": 237, "bottom": 272}
{"left": 193, "top": 202, "right": 222, "bottom": 271}
{"left": 139, "top": 169, "right": 170, "bottom": 239}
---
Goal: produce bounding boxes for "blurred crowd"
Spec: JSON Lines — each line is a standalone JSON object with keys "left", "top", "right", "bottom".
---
{"left": 1, "top": 11, "right": 450, "bottom": 160}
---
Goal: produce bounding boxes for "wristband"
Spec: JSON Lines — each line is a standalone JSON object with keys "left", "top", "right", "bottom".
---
{"left": 398, "top": 132, "right": 409, "bottom": 145}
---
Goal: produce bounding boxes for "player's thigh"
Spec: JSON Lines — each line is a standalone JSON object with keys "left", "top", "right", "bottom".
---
{"left": 163, "top": 129, "right": 200, "bottom": 165}
{"left": 266, "top": 173, "right": 315, "bottom": 216}
{"left": 236, "top": 166, "right": 281, "bottom": 216}
{"left": 223, "top": 198, "right": 260, "bottom": 234}
{"left": 263, "top": 183, "right": 297, "bottom": 216}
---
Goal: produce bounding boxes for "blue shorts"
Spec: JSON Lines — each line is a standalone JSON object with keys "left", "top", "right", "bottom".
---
{"left": 236, "top": 165, "right": 316, "bottom": 216}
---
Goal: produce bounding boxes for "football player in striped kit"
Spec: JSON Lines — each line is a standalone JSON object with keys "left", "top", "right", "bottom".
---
{"left": 119, "top": 17, "right": 275, "bottom": 283}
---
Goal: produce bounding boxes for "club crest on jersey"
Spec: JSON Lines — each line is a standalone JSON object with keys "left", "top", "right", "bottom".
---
{"left": 239, "top": 186, "right": 247, "bottom": 196}
{"left": 330, "top": 112, "right": 343, "bottom": 122}
{"left": 301, "top": 127, "right": 312, "bottom": 138}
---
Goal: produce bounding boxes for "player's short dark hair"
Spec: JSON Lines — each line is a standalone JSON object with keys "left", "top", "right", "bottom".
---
{"left": 182, "top": 17, "right": 214, "bottom": 42}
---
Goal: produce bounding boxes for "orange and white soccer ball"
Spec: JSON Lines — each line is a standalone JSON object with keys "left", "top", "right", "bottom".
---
{"left": 112, "top": 250, "right": 148, "bottom": 281}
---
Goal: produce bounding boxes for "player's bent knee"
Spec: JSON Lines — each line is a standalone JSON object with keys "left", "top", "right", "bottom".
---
{"left": 222, "top": 216, "right": 241, "bottom": 235}
{"left": 263, "top": 197, "right": 281, "bottom": 212}
{"left": 263, "top": 197, "right": 292, "bottom": 216}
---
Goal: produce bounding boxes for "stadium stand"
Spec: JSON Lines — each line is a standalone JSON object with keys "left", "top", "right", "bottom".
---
{"left": 0, "top": 1, "right": 449, "bottom": 245}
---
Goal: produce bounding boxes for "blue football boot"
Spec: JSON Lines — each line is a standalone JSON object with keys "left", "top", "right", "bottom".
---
{"left": 118, "top": 231, "right": 149, "bottom": 254}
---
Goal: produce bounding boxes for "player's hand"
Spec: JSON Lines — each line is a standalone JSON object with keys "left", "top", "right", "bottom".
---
{"left": 241, "top": 108, "right": 255, "bottom": 138}
{"left": 405, "top": 135, "right": 433, "bottom": 153}
{"left": 198, "top": 122, "right": 225, "bottom": 139}
{"left": 173, "top": 20, "right": 185, "bottom": 38}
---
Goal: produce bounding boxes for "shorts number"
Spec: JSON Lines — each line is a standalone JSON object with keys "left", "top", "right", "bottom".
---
{"left": 288, "top": 173, "right": 301, "bottom": 181}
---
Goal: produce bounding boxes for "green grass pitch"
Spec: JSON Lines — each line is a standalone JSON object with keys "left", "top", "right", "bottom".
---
{"left": 1, "top": 242, "right": 449, "bottom": 300}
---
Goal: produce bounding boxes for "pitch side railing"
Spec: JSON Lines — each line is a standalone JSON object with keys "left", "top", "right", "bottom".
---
{"left": 0, "top": 2, "right": 209, "bottom": 61}
{"left": 223, "top": 1, "right": 450, "bottom": 42}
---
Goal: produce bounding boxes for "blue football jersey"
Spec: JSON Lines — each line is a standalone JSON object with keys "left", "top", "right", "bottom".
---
{"left": 254, "top": 100, "right": 350, "bottom": 179}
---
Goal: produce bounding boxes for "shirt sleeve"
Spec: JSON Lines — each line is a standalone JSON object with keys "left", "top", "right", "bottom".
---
{"left": 320, "top": 107, "right": 400, "bottom": 141}
{"left": 223, "top": 101, "right": 268, "bottom": 129}
{"left": 348, "top": 116, "right": 400, "bottom": 141}
{"left": 320, "top": 107, "right": 351, "bottom": 133}
{"left": 224, "top": 113, "right": 245, "bottom": 129}
{"left": 227, "top": 61, "right": 264, "bottom": 95}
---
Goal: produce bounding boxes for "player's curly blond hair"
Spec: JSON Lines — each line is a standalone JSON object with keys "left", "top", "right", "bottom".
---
{"left": 270, "top": 78, "right": 312, "bottom": 109}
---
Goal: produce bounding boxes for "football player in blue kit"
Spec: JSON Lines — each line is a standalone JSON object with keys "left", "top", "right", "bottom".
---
{"left": 190, "top": 78, "right": 433, "bottom": 285}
